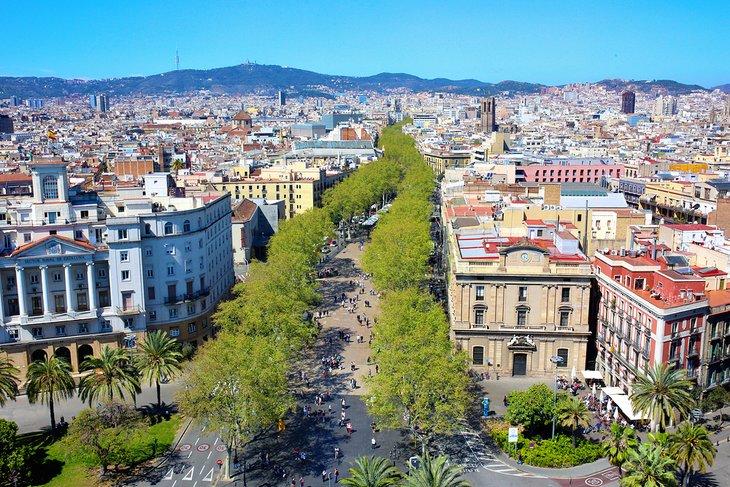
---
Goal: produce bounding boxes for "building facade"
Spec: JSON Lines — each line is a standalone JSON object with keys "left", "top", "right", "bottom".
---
{"left": 0, "top": 163, "right": 235, "bottom": 381}
{"left": 447, "top": 230, "right": 593, "bottom": 378}
{"left": 621, "top": 91, "right": 636, "bottom": 114}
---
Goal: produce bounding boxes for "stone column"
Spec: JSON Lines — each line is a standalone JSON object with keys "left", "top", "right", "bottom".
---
{"left": 0, "top": 274, "right": 5, "bottom": 323}
{"left": 15, "top": 266, "right": 27, "bottom": 317}
{"left": 63, "top": 264, "right": 75, "bottom": 313}
{"left": 86, "top": 262, "right": 97, "bottom": 311}
{"left": 40, "top": 265, "right": 51, "bottom": 315}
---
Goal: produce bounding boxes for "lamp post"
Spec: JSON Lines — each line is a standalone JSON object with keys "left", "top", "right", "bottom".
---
{"left": 550, "top": 355, "right": 564, "bottom": 439}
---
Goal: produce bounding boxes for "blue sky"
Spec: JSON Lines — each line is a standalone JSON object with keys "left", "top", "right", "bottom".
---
{"left": 3, "top": 0, "right": 728, "bottom": 86}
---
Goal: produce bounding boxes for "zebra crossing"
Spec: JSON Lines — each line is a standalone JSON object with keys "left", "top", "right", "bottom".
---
{"left": 435, "top": 423, "right": 546, "bottom": 479}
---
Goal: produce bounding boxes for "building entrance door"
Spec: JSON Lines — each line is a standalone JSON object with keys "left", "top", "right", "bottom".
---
{"left": 512, "top": 353, "right": 527, "bottom": 376}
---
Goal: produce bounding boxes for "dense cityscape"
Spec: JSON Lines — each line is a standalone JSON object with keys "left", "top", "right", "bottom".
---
{"left": 1, "top": 3, "right": 729, "bottom": 487}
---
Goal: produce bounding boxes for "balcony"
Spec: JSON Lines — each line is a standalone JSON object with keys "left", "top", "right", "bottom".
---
{"left": 164, "top": 288, "right": 211, "bottom": 305}
{"left": 688, "top": 347, "right": 700, "bottom": 358}
{"left": 115, "top": 305, "right": 142, "bottom": 315}
{"left": 642, "top": 348, "right": 650, "bottom": 360}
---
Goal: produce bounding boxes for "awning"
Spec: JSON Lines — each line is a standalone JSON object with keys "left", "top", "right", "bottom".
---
{"left": 601, "top": 386, "right": 625, "bottom": 397}
{"left": 581, "top": 370, "right": 603, "bottom": 381}
{"left": 610, "top": 394, "right": 649, "bottom": 421}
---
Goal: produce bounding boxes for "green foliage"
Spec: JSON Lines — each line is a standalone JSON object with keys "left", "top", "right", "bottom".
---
{"left": 63, "top": 402, "right": 146, "bottom": 476}
{"left": 556, "top": 396, "right": 592, "bottom": 446}
{"left": 669, "top": 421, "right": 716, "bottom": 483}
{"left": 621, "top": 443, "right": 678, "bottom": 487}
{"left": 402, "top": 453, "right": 470, "bottom": 487}
{"left": 26, "top": 355, "right": 76, "bottom": 430}
{"left": 603, "top": 423, "right": 639, "bottom": 472}
{"left": 340, "top": 455, "right": 403, "bottom": 487}
{"left": 78, "top": 346, "right": 140, "bottom": 405}
{"left": 177, "top": 333, "right": 292, "bottom": 454}
{"left": 630, "top": 363, "right": 694, "bottom": 432}
{"left": 135, "top": 330, "right": 183, "bottom": 407}
{"left": 0, "top": 419, "right": 35, "bottom": 485}
{"left": 0, "top": 354, "right": 19, "bottom": 406}
{"left": 700, "top": 386, "right": 730, "bottom": 412}
{"left": 518, "top": 435, "right": 603, "bottom": 468}
{"left": 505, "top": 384, "right": 560, "bottom": 435}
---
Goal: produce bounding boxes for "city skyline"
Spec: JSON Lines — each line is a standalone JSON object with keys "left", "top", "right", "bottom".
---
{"left": 2, "top": 0, "right": 728, "bottom": 87}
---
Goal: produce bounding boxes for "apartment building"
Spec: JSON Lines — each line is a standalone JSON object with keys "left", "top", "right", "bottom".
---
{"left": 0, "top": 162, "right": 234, "bottom": 381}
{"left": 594, "top": 249, "right": 709, "bottom": 393}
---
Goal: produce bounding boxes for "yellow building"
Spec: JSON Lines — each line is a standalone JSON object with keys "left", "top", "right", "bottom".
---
{"left": 423, "top": 150, "right": 471, "bottom": 175}
{"left": 640, "top": 181, "right": 716, "bottom": 224}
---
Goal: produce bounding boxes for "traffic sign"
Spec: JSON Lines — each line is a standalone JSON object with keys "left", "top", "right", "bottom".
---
{"left": 508, "top": 427, "right": 518, "bottom": 443}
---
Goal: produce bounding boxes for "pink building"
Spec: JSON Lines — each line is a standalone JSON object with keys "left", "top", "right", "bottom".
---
{"left": 521, "top": 163, "right": 623, "bottom": 184}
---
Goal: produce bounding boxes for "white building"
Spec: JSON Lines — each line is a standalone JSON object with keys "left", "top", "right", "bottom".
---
{"left": 0, "top": 162, "right": 234, "bottom": 380}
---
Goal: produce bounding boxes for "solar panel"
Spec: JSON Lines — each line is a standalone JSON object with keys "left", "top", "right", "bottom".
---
{"left": 664, "top": 255, "right": 689, "bottom": 267}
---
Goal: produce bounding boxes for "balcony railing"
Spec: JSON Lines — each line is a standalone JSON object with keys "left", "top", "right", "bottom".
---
{"left": 163, "top": 288, "right": 211, "bottom": 305}
{"left": 115, "top": 305, "right": 142, "bottom": 315}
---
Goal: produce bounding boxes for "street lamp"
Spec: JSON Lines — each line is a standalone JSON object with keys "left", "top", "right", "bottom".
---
{"left": 549, "top": 355, "right": 564, "bottom": 439}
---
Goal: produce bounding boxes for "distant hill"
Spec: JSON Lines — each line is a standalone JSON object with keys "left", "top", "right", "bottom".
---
{"left": 713, "top": 84, "right": 730, "bottom": 94}
{"left": 0, "top": 63, "right": 720, "bottom": 98}
{"left": 595, "top": 78, "right": 708, "bottom": 95}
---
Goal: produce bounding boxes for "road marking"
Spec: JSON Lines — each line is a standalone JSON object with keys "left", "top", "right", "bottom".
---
{"left": 164, "top": 468, "right": 174, "bottom": 480}
{"left": 214, "top": 437, "right": 219, "bottom": 446}
{"left": 195, "top": 437, "right": 200, "bottom": 445}
{"left": 197, "top": 443, "right": 210, "bottom": 452}
{"left": 492, "top": 468, "right": 517, "bottom": 473}
{"left": 193, "top": 482, "right": 198, "bottom": 487}
{"left": 187, "top": 452, "right": 192, "bottom": 459}
{"left": 203, "top": 468, "right": 214, "bottom": 482}
{"left": 172, "top": 481, "right": 177, "bottom": 487}
{"left": 207, "top": 451, "right": 212, "bottom": 459}
{"left": 183, "top": 467, "right": 194, "bottom": 481}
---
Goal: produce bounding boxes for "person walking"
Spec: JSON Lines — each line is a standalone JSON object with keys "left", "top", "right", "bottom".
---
{"left": 322, "top": 470, "right": 328, "bottom": 482}
{"left": 371, "top": 436, "right": 377, "bottom": 449}
{"left": 346, "top": 421, "right": 353, "bottom": 436}
{"left": 334, "top": 468, "right": 340, "bottom": 483}
{"left": 300, "top": 476, "right": 305, "bottom": 487}
{"left": 334, "top": 446, "right": 340, "bottom": 460}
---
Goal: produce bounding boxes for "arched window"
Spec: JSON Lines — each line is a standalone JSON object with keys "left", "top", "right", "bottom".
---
{"left": 42, "top": 176, "right": 58, "bottom": 199}
{"left": 164, "top": 222, "right": 174, "bottom": 235}
{"left": 144, "top": 223, "right": 152, "bottom": 235}
{"left": 183, "top": 220, "right": 191, "bottom": 232}
{"left": 472, "top": 346, "right": 484, "bottom": 365}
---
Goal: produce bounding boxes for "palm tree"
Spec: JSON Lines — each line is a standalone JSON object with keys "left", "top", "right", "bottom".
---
{"left": 630, "top": 363, "right": 693, "bottom": 432}
{"left": 621, "top": 442, "right": 678, "bottom": 487}
{"left": 78, "top": 346, "right": 140, "bottom": 405}
{"left": 669, "top": 421, "right": 716, "bottom": 487}
{"left": 170, "top": 159, "right": 184, "bottom": 175}
{"left": 25, "top": 356, "right": 75, "bottom": 430}
{"left": 556, "top": 396, "right": 592, "bottom": 447}
{"left": 403, "top": 454, "right": 470, "bottom": 487}
{"left": 603, "top": 423, "right": 639, "bottom": 473}
{"left": 0, "top": 354, "right": 19, "bottom": 406}
{"left": 340, "top": 456, "right": 402, "bottom": 487}
{"left": 135, "top": 330, "right": 182, "bottom": 408}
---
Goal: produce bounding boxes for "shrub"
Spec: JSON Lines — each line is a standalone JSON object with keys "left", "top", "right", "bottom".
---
{"left": 701, "top": 387, "right": 730, "bottom": 412}
{"left": 519, "top": 435, "right": 602, "bottom": 468}
{"left": 505, "top": 384, "right": 564, "bottom": 436}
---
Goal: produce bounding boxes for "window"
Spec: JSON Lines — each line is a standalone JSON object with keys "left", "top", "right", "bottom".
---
{"left": 75, "top": 230, "right": 83, "bottom": 239}
{"left": 76, "top": 271, "right": 84, "bottom": 281}
{"left": 146, "top": 268, "right": 154, "bottom": 278}
{"left": 54, "top": 294, "right": 65, "bottom": 312}
{"left": 165, "top": 245, "right": 175, "bottom": 255}
{"left": 185, "top": 241, "right": 191, "bottom": 252}
{"left": 52, "top": 272, "right": 62, "bottom": 282}
{"left": 183, "top": 220, "right": 191, "bottom": 232}
{"left": 185, "top": 260, "right": 192, "bottom": 274}
{"left": 164, "top": 222, "right": 174, "bottom": 235}
{"left": 80, "top": 210, "right": 89, "bottom": 219}
{"left": 148, "top": 286, "right": 156, "bottom": 300}
{"left": 187, "top": 303, "right": 196, "bottom": 315}
{"left": 518, "top": 286, "right": 528, "bottom": 302}
{"left": 144, "top": 247, "right": 153, "bottom": 257}
{"left": 123, "top": 318, "right": 134, "bottom": 329}
{"left": 30, "top": 274, "right": 39, "bottom": 284}
{"left": 77, "top": 293, "right": 88, "bottom": 311}
{"left": 556, "top": 348, "right": 569, "bottom": 367}
{"left": 149, "top": 310, "right": 157, "bottom": 321}
{"left": 561, "top": 287, "right": 570, "bottom": 302}
{"left": 42, "top": 176, "right": 58, "bottom": 199}
{"left": 23, "top": 233, "right": 31, "bottom": 243}
{"left": 167, "top": 265, "right": 175, "bottom": 276}
{"left": 577, "top": 214, "right": 582, "bottom": 222}
{"left": 517, "top": 308, "right": 528, "bottom": 327}
{"left": 121, "top": 270, "right": 130, "bottom": 281}
{"left": 474, "top": 308, "right": 485, "bottom": 325}
{"left": 169, "top": 308, "right": 179, "bottom": 319}
{"left": 560, "top": 310, "right": 570, "bottom": 327}
{"left": 55, "top": 325, "right": 66, "bottom": 336}
{"left": 475, "top": 285, "right": 485, "bottom": 301}
{"left": 120, "top": 251, "right": 129, "bottom": 262}
{"left": 118, "top": 229, "right": 128, "bottom": 240}
{"left": 32, "top": 327, "right": 43, "bottom": 338}
{"left": 472, "top": 346, "right": 484, "bottom": 365}
{"left": 169, "top": 327, "right": 180, "bottom": 337}
{"left": 101, "top": 320, "right": 112, "bottom": 332}
{"left": 78, "top": 323, "right": 88, "bottom": 333}
{"left": 144, "top": 223, "right": 152, "bottom": 235}
{"left": 188, "top": 323, "right": 197, "bottom": 333}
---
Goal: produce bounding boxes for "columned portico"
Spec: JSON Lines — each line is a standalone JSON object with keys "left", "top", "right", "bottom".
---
{"left": 40, "top": 265, "right": 51, "bottom": 315}
{"left": 15, "top": 266, "right": 27, "bottom": 317}
{"left": 63, "top": 264, "right": 75, "bottom": 313}
{"left": 86, "top": 261, "right": 97, "bottom": 311}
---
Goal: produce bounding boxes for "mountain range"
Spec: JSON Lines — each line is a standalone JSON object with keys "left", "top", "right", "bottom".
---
{"left": 0, "top": 63, "right": 727, "bottom": 99}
